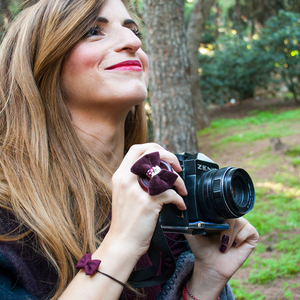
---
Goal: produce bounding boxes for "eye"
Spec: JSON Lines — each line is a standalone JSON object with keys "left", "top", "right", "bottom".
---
{"left": 84, "top": 26, "right": 104, "bottom": 38}
{"left": 131, "top": 27, "right": 143, "bottom": 40}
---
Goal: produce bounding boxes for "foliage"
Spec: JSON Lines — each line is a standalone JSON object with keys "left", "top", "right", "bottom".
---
{"left": 199, "top": 37, "right": 273, "bottom": 104}
{"left": 217, "top": 0, "right": 300, "bottom": 39}
{"left": 253, "top": 10, "right": 300, "bottom": 102}
{"left": 199, "top": 10, "right": 300, "bottom": 104}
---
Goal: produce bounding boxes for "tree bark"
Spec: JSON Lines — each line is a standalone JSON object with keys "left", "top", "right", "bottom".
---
{"left": 186, "top": 0, "right": 215, "bottom": 130}
{"left": 143, "top": 0, "right": 198, "bottom": 153}
{"left": 234, "top": 0, "right": 242, "bottom": 37}
{"left": 1, "top": 0, "right": 11, "bottom": 27}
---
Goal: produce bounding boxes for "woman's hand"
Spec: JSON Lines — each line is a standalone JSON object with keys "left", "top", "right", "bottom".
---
{"left": 184, "top": 218, "right": 259, "bottom": 299}
{"left": 106, "top": 143, "right": 187, "bottom": 260}
{"left": 66, "top": 143, "right": 188, "bottom": 300}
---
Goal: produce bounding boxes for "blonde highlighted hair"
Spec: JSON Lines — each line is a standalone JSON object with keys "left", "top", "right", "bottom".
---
{"left": 0, "top": 0, "right": 147, "bottom": 298}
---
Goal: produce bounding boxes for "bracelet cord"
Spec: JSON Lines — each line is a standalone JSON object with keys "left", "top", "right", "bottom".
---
{"left": 182, "top": 285, "right": 188, "bottom": 300}
{"left": 96, "top": 270, "right": 126, "bottom": 288}
{"left": 183, "top": 282, "right": 220, "bottom": 300}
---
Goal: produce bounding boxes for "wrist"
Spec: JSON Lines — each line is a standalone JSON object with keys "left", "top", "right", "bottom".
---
{"left": 92, "top": 234, "right": 140, "bottom": 284}
{"left": 183, "top": 282, "right": 221, "bottom": 300}
{"left": 186, "top": 262, "right": 227, "bottom": 300}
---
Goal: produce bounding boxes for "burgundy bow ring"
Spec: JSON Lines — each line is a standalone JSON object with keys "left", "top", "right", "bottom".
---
{"left": 130, "top": 151, "right": 178, "bottom": 196}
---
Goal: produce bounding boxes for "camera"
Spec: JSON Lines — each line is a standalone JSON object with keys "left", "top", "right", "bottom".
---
{"left": 159, "top": 152, "right": 255, "bottom": 235}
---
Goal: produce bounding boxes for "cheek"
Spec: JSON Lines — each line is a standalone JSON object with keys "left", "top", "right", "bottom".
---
{"left": 65, "top": 46, "right": 100, "bottom": 76}
{"left": 140, "top": 51, "right": 149, "bottom": 86}
{"left": 62, "top": 44, "right": 103, "bottom": 95}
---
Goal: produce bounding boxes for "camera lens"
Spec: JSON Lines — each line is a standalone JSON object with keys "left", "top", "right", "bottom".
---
{"left": 198, "top": 167, "right": 255, "bottom": 223}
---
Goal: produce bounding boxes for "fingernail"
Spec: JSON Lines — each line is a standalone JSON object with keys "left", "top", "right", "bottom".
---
{"left": 221, "top": 235, "right": 229, "bottom": 245}
{"left": 219, "top": 244, "right": 227, "bottom": 253}
{"left": 232, "top": 241, "right": 237, "bottom": 247}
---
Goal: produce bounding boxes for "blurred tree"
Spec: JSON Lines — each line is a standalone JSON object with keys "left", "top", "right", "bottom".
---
{"left": 0, "top": 0, "right": 11, "bottom": 35}
{"left": 199, "top": 38, "right": 273, "bottom": 103}
{"left": 143, "top": 0, "right": 198, "bottom": 153}
{"left": 1, "top": 0, "right": 11, "bottom": 26}
{"left": 187, "top": 0, "right": 214, "bottom": 130}
{"left": 225, "top": 0, "right": 300, "bottom": 38}
{"left": 254, "top": 11, "right": 300, "bottom": 102}
{"left": 0, "top": 0, "right": 31, "bottom": 36}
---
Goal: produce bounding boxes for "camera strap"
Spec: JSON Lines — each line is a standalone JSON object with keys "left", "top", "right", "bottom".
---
{"left": 128, "top": 221, "right": 176, "bottom": 288}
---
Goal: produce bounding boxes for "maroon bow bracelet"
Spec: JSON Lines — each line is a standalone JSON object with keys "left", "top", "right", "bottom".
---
{"left": 76, "top": 253, "right": 101, "bottom": 275}
{"left": 130, "top": 151, "right": 178, "bottom": 196}
{"left": 76, "top": 253, "right": 126, "bottom": 287}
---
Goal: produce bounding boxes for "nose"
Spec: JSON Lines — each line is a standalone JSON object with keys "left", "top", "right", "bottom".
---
{"left": 115, "top": 27, "right": 142, "bottom": 54}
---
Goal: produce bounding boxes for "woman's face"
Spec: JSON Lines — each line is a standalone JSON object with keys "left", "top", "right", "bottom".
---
{"left": 62, "top": 0, "right": 149, "bottom": 117}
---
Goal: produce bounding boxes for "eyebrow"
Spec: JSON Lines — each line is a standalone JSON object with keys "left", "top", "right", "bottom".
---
{"left": 123, "top": 19, "right": 138, "bottom": 27}
{"left": 96, "top": 17, "right": 109, "bottom": 23}
{"left": 96, "top": 17, "right": 138, "bottom": 27}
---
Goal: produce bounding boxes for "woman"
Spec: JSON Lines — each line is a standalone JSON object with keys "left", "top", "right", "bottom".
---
{"left": 0, "top": 0, "right": 259, "bottom": 299}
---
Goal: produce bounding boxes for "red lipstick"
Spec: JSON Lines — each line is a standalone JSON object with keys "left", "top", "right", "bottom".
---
{"left": 105, "top": 60, "right": 142, "bottom": 71}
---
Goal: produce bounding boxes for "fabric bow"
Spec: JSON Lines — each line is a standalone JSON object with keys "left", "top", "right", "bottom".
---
{"left": 130, "top": 151, "right": 178, "bottom": 196}
{"left": 76, "top": 253, "right": 101, "bottom": 275}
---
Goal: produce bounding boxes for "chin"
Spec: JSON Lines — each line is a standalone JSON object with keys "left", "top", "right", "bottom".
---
{"left": 125, "top": 85, "right": 148, "bottom": 105}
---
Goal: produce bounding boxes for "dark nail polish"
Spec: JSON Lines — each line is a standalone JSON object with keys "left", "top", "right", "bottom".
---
{"left": 232, "top": 241, "right": 237, "bottom": 247}
{"left": 221, "top": 235, "right": 229, "bottom": 245}
{"left": 219, "top": 244, "right": 227, "bottom": 253}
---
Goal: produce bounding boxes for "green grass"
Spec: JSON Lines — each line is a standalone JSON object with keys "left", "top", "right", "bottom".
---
{"left": 199, "top": 109, "right": 300, "bottom": 133}
{"left": 199, "top": 106, "right": 300, "bottom": 299}
{"left": 198, "top": 109, "right": 300, "bottom": 148}
{"left": 247, "top": 152, "right": 279, "bottom": 168}
{"left": 249, "top": 253, "right": 300, "bottom": 284}
{"left": 229, "top": 280, "right": 265, "bottom": 300}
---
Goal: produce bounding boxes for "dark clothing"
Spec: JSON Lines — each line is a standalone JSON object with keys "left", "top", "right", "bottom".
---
{"left": 0, "top": 210, "right": 188, "bottom": 300}
{"left": 0, "top": 210, "right": 234, "bottom": 300}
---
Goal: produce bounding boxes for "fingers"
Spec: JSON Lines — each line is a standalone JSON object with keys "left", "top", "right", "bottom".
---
{"left": 113, "top": 143, "right": 187, "bottom": 210}
{"left": 125, "top": 143, "right": 182, "bottom": 173}
{"left": 172, "top": 171, "right": 188, "bottom": 196}
{"left": 219, "top": 219, "right": 236, "bottom": 253}
{"left": 123, "top": 143, "right": 187, "bottom": 197}
{"left": 232, "top": 222, "right": 259, "bottom": 248}
{"left": 219, "top": 218, "right": 259, "bottom": 254}
{"left": 152, "top": 188, "right": 187, "bottom": 211}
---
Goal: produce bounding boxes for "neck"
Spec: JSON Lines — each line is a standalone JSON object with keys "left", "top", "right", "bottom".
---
{"left": 70, "top": 108, "right": 127, "bottom": 170}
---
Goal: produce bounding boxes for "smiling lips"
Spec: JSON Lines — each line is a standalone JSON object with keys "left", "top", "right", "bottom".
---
{"left": 105, "top": 60, "right": 142, "bottom": 71}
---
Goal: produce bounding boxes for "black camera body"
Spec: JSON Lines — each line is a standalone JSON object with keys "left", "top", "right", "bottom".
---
{"left": 159, "top": 153, "right": 255, "bottom": 235}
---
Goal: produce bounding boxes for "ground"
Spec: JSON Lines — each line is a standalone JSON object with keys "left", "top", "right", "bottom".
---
{"left": 199, "top": 97, "right": 300, "bottom": 300}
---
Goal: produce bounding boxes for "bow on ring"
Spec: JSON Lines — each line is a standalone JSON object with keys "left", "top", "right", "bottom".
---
{"left": 130, "top": 151, "right": 178, "bottom": 196}
{"left": 76, "top": 253, "right": 101, "bottom": 275}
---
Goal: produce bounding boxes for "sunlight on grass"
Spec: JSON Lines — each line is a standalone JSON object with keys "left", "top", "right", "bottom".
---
{"left": 198, "top": 108, "right": 300, "bottom": 146}
{"left": 247, "top": 152, "right": 279, "bottom": 168}
{"left": 256, "top": 181, "right": 300, "bottom": 197}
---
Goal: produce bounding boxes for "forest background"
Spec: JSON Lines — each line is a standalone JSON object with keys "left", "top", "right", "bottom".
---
{"left": 1, "top": 0, "right": 300, "bottom": 299}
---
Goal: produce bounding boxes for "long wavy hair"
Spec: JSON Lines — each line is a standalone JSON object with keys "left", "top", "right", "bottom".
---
{"left": 0, "top": 0, "right": 147, "bottom": 298}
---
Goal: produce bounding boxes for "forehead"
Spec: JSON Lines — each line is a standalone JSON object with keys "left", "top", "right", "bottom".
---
{"left": 95, "top": 0, "right": 138, "bottom": 29}
{"left": 98, "top": 0, "right": 131, "bottom": 19}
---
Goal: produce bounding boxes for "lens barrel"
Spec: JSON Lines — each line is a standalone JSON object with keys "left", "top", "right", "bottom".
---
{"left": 198, "top": 167, "right": 255, "bottom": 223}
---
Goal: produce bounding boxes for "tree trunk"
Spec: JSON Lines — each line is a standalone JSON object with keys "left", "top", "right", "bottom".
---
{"left": 187, "top": 0, "right": 215, "bottom": 130}
{"left": 234, "top": 0, "right": 242, "bottom": 37}
{"left": 1, "top": 0, "right": 11, "bottom": 27}
{"left": 143, "top": 0, "right": 198, "bottom": 153}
